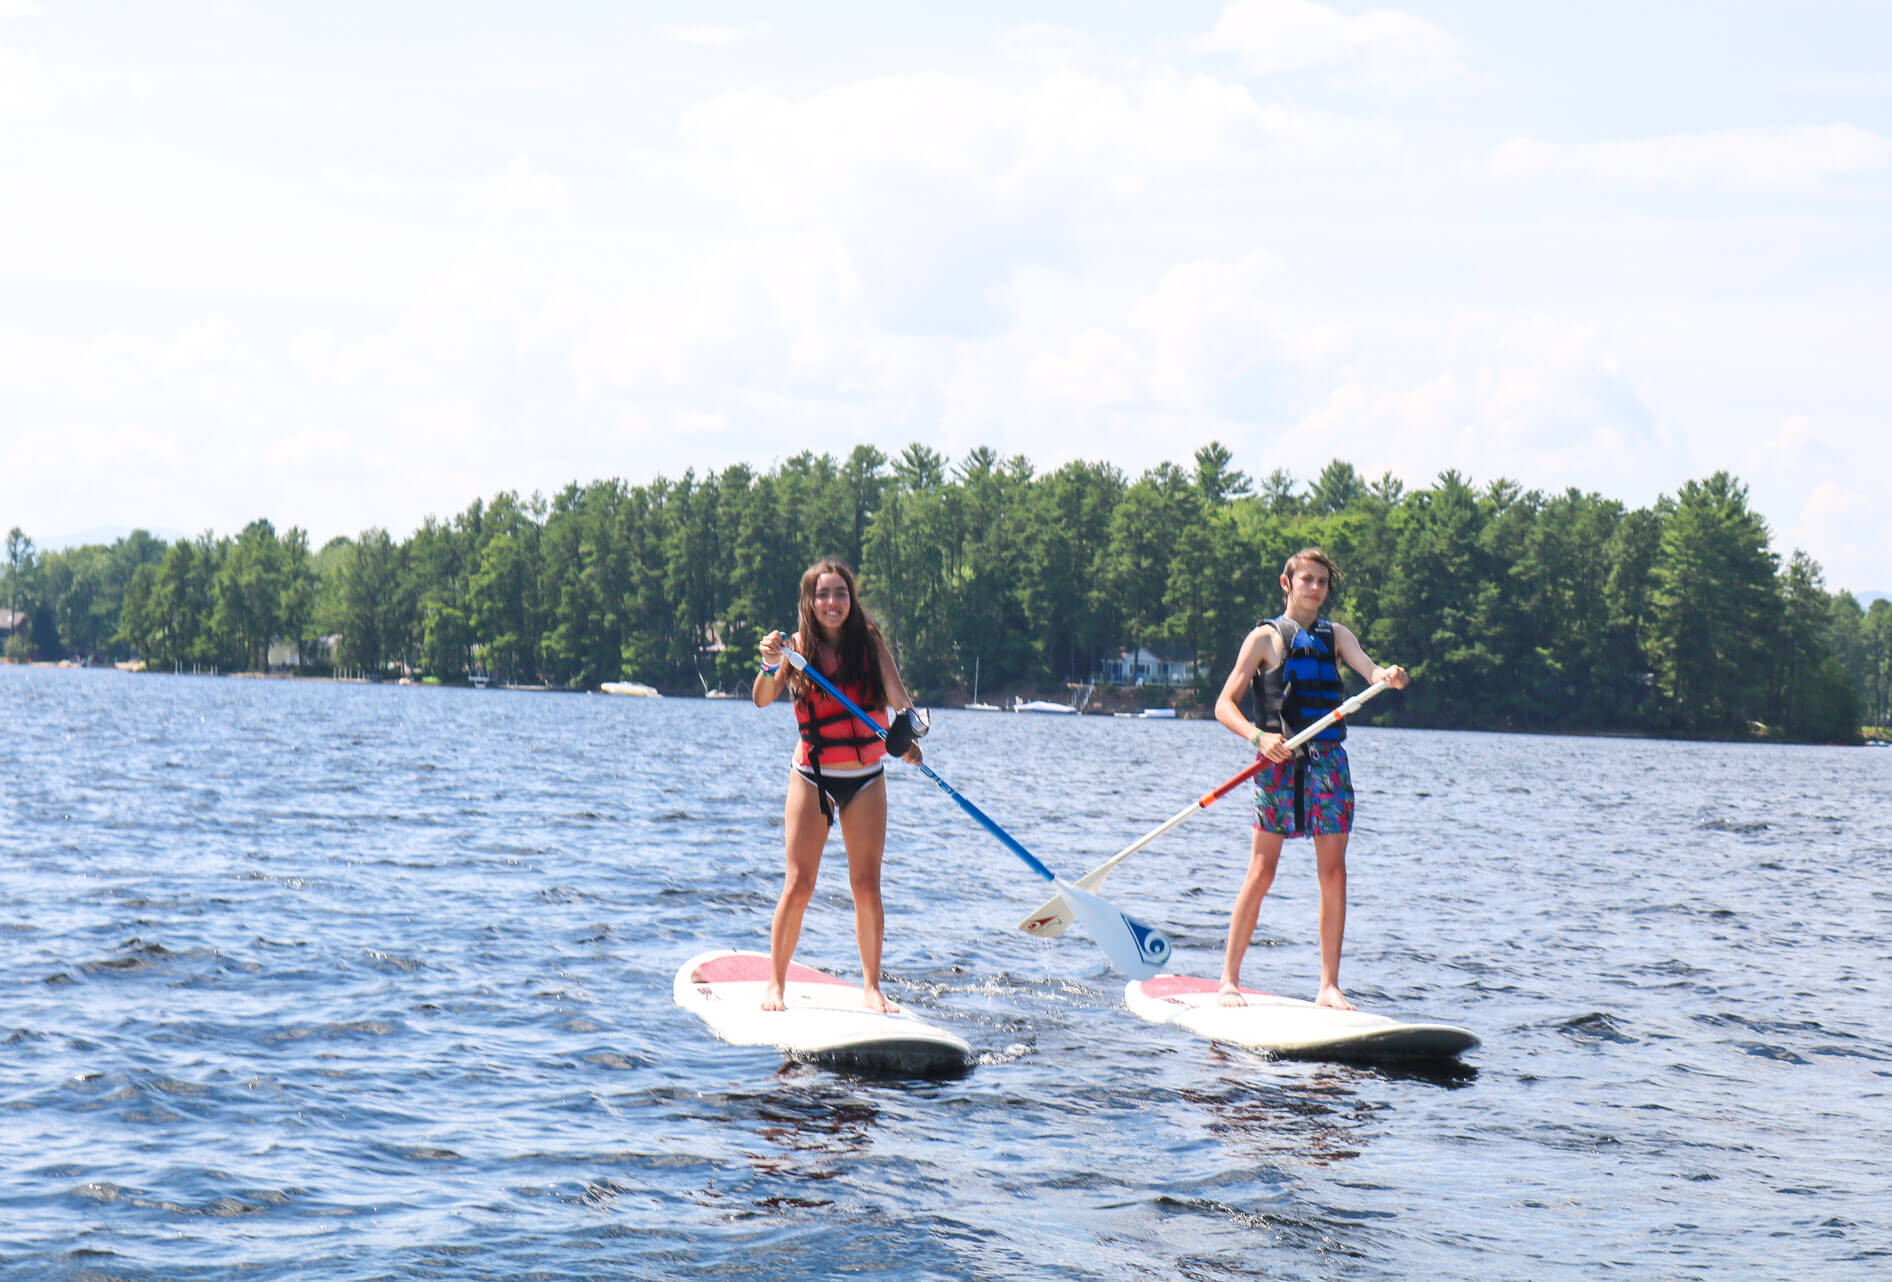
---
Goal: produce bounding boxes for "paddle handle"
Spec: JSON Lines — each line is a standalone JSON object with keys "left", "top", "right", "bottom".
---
{"left": 1071, "top": 680, "right": 1393, "bottom": 892}
{"left": 780, "top": 644, "right": 1058, "bottom": 884}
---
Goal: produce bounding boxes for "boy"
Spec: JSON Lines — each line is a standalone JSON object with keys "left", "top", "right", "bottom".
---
{"left": 1212, "top": 547, "right": 1408, "bottom": 1010}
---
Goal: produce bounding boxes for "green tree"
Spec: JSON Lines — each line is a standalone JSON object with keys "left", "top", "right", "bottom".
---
{"left": 1646, "top": 472, "right": 1779, "bottom": 735}
{"left": 1101, "top": 462, "right": 1197, "bottom": 674}
{"left": 1774, "top": 551, "right": 1861, "bottom": 741}
{"left": 1193, "top": 441, "right": 1252, "bottom": 505}
{"left": 1258, "top": 468, "right": 1301, "bottom": 515}
{"left": 1861, "top": 598, "right": 1892, "bottom": 727}
{"left": 1308, "top": 460, "right": 1365, "bottom": 515}
{"left": 142, "top": 535, "right": 220, "bottom": 669}
{"left": 1019, "top": 459, "right": 1125, "bottom": 684}
{"left": 1379, "top": 470, "right": 1489, "bottom": 722}
{"left": 212, "top": 519, "right": 288, "bottom": 672}
{"left": 841, "top": 444, "right": 890, "bottom": 570}
{"left": 336, "top": 529, "right": 405, "bottom": 675}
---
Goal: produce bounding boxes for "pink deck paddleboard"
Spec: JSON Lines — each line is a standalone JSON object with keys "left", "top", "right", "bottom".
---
{"left": 1126, "top": 975, "right": 1477, "bottom": 1064}
{"left": 674, "top": 950, "right": 972, "bottom": 1076}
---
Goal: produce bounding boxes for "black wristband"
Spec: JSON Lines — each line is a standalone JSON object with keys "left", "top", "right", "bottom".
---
{"left": 884, "top": 709, "right": 916, "bottom": 756}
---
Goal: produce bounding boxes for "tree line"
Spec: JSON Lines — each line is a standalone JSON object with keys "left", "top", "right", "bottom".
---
{"left": 5, "top": 444, "right": 1887, "bottom": 741}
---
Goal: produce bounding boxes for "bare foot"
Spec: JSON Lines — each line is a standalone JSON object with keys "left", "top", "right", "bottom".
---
{"left": 1217, "top": 980, "right": 1247, "bottom": 1008}
{"left": 1315, "top": 984, "right": 1355, "bottom": 1011}
{"left": 760, "top": 983, "right": 785, "bottom": 1012}
{"left": 863, "top": 988, "right": 900, "bottom": 1014}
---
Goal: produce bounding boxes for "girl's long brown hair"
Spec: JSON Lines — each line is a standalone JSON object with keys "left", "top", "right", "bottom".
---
{"left": 789, "top": 559, "right": 889, "bottom": 707}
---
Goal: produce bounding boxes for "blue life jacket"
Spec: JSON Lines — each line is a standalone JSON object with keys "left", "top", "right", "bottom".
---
{"left": 1251, "top": 616, "right": 1346, "bottom": 746}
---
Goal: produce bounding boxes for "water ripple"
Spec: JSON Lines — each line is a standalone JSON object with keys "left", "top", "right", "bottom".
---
{"left": 4, "top": 666, "right": 1891, "bottom": 1279}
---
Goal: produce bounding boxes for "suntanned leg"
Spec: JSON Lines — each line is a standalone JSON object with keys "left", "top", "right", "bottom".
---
{"left": 836, "top": 775, "right": 895, "bottom": 1013}
{"left": 1313, "top": 832, "right": 1353, "bottom": 1010}
{"left": 765, "top": 770, "right": 830, "bottom": 1010}
{"left": 1220, "top": 829, "right": 1283, "bottom": 1007}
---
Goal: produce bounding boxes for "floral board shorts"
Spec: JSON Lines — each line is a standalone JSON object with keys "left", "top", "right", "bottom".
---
{"left": 1253, "top": 741, "right": 1354, "bottom": 837}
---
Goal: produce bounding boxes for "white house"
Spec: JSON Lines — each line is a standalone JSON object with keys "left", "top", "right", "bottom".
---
{"left": 1101, "top": 646, "right": 1197, "bottom": 687}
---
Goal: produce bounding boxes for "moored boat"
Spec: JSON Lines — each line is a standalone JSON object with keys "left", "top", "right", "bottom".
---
{"left": 601, "top": 681, "right": 662, "bottom": 697}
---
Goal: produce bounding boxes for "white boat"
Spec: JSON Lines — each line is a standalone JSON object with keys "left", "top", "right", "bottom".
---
{"left": 601, "top": 681, "right": 662, "bottom": 697}
{"left": 469, "top": 673, "right": 490, "bottom": 689}
{"left": 704, "top": 689, "right": 742, "bottom": 700}
{"left": 1013, "top": 699, "right": 1076, "bottom": 715}
{"left": 1113, "top": 707, "right": 1177, "bottom": 719}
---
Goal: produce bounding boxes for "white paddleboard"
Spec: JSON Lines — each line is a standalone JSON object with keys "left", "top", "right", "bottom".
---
{"left": 674, "top": 950, "right": 973, "bottom": 1075}
{"left": 1126, "top": 975, "right": 1477, "bottom": 1064}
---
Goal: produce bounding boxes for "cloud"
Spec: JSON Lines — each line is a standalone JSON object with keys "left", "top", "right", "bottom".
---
{"left": 0, "top": 1, "right": 43, "bottom": 18}
{"left": 1789, "top": 483, "right": 1892, "bottom": 594}
{"left": 662, "top": 22, "right": 769, "bottom": 47}
{"left": 1488, "top": 123, "right": 1892, "bottom": 189}
{"left": 670, "top": 65, "right": 1397, "bottom": 339}
{"left": 1199, "top": 0, "right": 1460, "bottom": 88}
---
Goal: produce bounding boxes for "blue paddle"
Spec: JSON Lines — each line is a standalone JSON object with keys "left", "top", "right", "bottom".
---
{"left": 777, "top": 643, "right": 1172, "bottom": 979}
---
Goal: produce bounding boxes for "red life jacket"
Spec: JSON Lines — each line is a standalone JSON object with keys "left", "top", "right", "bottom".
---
{"left": 794, "top": 655, "right": 887, "bottom": 768}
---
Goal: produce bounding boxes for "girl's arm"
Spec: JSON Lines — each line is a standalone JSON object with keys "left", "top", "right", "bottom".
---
{"left": 874, "top": 632, "right": 923, "bottom": 764}
{"left": 752, "top": 630, "right": 799, "bottom": 707}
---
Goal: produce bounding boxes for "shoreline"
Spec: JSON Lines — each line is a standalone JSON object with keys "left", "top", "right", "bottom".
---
{"left": 7, "top": 661, "right": 1880, "bottom": 747}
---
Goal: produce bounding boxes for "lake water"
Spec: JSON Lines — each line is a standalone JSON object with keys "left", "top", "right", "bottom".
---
{"left": 3, "top": 663, "right": 1889, "bottom": 1280}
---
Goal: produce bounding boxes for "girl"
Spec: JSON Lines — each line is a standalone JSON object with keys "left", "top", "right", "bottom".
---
{"left": 753, "top": 560, "right": 924, "bottom": 1013}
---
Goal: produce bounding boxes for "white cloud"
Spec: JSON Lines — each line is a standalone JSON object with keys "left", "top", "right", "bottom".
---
{"left": 1199, "top": 0, "right": 1460, "bottom": 88}
{"left": 1295, "top": 352, "right": 1678, "bottom": 497}
{"left": 1488, "top": 123, "right": 1891, "bottom": 189}
{"left": 662, "top": 22, "right": 769, "bottom": 47}
{"left": 3, "top": 8, "right": 1888, "bottom": 596}
{"left": 0, "top": 44, "right": 47, "bottom": 116}
{"left": 0, "top": 1, "right": 43, "bottom": 18}
{"left": 1789, "top": 483, "right": 1891, "bottom": 594}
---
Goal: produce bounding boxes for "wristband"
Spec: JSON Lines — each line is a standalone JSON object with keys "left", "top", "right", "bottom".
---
{"left": 760, "top": 662, "right": 780, "bottom": 676}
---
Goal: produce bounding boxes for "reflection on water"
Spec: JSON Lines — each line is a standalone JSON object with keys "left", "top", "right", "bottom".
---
{"left": 748, "top": 1077, "right": 882, "bottom": 1193}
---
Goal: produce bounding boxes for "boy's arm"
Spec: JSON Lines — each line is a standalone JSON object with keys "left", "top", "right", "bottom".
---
{"left": 1333, "top": 623, "right": 1409, "bottom": 690}
{"left": 1216, "top": 626, "right": 1292, "bottom": 759}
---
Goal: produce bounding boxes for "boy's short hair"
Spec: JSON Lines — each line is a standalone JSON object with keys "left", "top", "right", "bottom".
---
{"left": 1281, "top": 547, "right": 1340, "bottom": 597}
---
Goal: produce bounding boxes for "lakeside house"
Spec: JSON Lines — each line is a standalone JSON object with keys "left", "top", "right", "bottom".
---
{"left": 266, "top": 635, "right": 342, "bottom": 669}
{"left": 1100, "top": 645, "right": 1197, "bottom": 687}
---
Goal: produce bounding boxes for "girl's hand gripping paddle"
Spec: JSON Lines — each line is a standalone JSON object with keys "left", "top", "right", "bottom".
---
{"left": 778, "top": 643, "right": 1172, "bottom": 978}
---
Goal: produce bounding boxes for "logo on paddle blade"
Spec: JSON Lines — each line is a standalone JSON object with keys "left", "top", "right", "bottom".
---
{"left": 1126, "top": 917, "right": 1172, "bottom": 967}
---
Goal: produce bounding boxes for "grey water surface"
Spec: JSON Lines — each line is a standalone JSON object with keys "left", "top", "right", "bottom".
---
{"left": 3, "top": 663, "right": 1889, "bottom": 1280}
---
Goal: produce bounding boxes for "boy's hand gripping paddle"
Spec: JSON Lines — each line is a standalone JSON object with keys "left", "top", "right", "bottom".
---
{"left": 1019, "top": 680, "right": 1392, "bottom": 939}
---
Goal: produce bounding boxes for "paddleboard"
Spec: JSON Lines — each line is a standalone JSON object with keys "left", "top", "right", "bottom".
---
{"left": 1125, "top": 975, "right": 1477, "bottom": 1064}
{"left": 674, "top": 950, "right": 973, "bottom": 1076}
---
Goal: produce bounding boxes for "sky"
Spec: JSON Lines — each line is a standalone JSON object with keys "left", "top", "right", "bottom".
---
{"left": 2, "top": 1, "right": 1888, "bottom": 592}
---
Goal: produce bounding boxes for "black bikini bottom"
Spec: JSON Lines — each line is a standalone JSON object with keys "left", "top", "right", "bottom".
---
{"left": 795, "top": 765, "right": 885, "bottom": 825}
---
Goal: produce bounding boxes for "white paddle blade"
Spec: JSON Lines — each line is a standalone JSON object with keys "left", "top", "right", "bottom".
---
{"left": 1055, "top": 878, "right": 1172, "bottom": 980}
{"left": 1017, "top": 892, "right": 1074, "bottom": 938}
{"left": 1017, "top": 860, "right": 1121, "bottom": 938}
